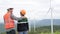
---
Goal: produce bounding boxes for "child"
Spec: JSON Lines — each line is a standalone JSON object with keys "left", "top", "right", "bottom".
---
{"left": 11, "top": 9, "right": 29, "bottom": 34}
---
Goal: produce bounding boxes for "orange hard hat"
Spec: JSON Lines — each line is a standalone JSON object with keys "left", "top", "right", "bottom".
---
{"left": 20, "top": 9, "right": 26, "bottom": 15}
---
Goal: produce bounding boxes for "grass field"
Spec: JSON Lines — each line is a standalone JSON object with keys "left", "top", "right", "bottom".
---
{"left": 1, "top": 31, "right": 60, "bottom": 34}
{"left": 1, "top": 25, "right": 60, "bottom": 34}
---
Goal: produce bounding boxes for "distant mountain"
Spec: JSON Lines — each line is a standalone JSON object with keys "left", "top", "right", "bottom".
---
{"left": 53, "top": 19, "right": 60, "bottom": 25}
{"left": 29, "top": 19, "right": 60, "bottom": 27}
{"left": 0, "top": 19, "right": 60, "bottom": 27}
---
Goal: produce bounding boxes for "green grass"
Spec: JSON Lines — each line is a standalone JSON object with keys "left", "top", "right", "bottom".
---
{"left": 1, "top": 31, "right": 60, "bottom": 34}
{"left": 1, "top": 25, "right": 60, "bottom": 34}
{"left": 54, "top": 31, "right": 60, "bottom": 34}
{"left": 0, "top": 31, "right": 51, "bottom": 34}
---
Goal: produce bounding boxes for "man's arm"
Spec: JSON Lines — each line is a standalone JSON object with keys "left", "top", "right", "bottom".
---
{"left": 3, "top": 15, "right": 5, "bottom": 22}
{"left": 10, "top": 14, "right": 22, "bottom": 21}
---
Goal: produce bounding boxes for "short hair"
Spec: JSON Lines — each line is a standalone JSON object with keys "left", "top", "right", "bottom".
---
{"left": 7, "top": 8, "right": 13, "bottom": 11}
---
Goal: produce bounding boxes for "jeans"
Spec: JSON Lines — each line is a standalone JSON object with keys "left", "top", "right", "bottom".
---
{"left": 18, "top": 31, "right": 28, "bottom": 34}
{"left": 6, "top": 29, "right": 16, "bottom": 34}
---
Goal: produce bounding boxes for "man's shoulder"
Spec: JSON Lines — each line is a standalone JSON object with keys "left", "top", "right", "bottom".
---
{"left": 4, "top": 13, "right": 7, "bottom": 17}
{"left": 4, "top": 13, "right": 10, "bottom": 18}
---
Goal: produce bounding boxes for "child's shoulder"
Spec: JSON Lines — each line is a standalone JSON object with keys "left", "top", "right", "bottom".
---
{"left": 24, "top": 17, "right": 27, "bottom": 18}
{"left": 23, "top": 17, "right": 28, "bottom": 20}
{"left": 21, "top": 16, "right": 27, "bottom": 19}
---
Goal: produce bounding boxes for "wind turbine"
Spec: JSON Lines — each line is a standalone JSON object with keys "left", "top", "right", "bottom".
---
{"left": 45, "top": 0, "right": 54, "bottom": 34}
{"left": 49, "top": 0, "right": 54, "bottom": 34}
{"left": 41, "top": 0, "right": 54, "bottom": 34}
{"left": 34, "top": 18, "right": 36, "bottom": 32}
{"left": 33, "top": 0, "right": 54, "bottom": 34}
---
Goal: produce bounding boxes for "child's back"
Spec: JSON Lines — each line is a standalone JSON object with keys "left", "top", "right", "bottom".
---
{"left": 17, "top": 17, "right": 29, "bottom": 32}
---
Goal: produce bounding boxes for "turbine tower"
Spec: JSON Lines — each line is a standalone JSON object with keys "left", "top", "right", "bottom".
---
{"left": 46, "top": 0, "right": 54, "bottom": 34}
{"left": 40, "top": 0, "right": 54, "bottom": 34}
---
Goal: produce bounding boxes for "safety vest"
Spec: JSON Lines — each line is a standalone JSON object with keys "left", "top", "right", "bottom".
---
{"left": 4, "top": 12, "right": 15, "bottom": 29}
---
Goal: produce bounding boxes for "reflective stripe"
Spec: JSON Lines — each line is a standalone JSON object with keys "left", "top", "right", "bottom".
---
{"left": 18, "top": 22, "right": 27, "bottom": 24}
{"left": 6, "top": 28, "right": 15, "bottom": 31}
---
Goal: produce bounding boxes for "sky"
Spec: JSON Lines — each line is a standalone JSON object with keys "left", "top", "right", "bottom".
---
{"left": 0, "top": 0, "right": 60, "bottom": 23}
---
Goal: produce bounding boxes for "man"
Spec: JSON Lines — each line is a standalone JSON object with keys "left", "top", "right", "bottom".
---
{"left": 3, "top": 8, "right": 16, "bottom": 34}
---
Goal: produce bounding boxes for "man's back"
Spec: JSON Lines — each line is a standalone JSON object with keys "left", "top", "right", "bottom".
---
{"left": 4, "top": 12, "right": 14, "bottom": 29}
